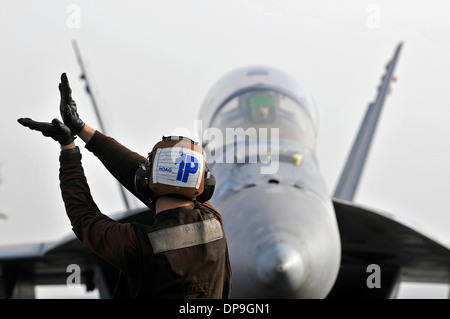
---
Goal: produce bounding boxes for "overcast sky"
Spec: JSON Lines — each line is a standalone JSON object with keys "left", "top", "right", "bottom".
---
{"left": 1, "top": 1, "right": 449, "bottom": 297}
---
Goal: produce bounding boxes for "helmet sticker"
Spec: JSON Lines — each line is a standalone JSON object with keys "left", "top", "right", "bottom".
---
{"left": 152, "top": 147, "right": 204, "bottom": 189}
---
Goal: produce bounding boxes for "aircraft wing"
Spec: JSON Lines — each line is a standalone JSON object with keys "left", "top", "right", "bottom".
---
{"left": 0, "top": 207, "right": 153, "bottom": 299}
{"left": 325, "top": 42, "right": 450, "bottom": 297}
{"left": 327, "top": 198, "right": 450, "bottom": 298}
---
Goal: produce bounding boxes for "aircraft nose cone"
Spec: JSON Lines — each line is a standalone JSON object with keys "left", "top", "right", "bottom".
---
{"left": 255, "top": 242, "right": 306, "bottom": 292}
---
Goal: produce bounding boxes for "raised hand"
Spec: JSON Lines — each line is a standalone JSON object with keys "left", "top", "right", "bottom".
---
{"left": 18, "top": 118, "right": 75, "bottom": 146}
{"left": 59, "top": 73, "right": 85, "bottom": 134}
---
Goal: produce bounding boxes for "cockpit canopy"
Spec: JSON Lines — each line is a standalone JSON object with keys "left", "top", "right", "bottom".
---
{"left": 200, "top": 66, "right": 319, "bottom": 149}
{"left": 210, "top": 89, "right": 317, "bottom": 149}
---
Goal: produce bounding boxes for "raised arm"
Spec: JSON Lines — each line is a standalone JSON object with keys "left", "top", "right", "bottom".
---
{"left": 58, "top": 73, "right": 151, "bottom": 205}
{"left": 17, "top": 117, "right": 137, "bottom": 272}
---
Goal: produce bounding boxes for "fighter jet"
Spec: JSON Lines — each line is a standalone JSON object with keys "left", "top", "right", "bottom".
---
{"left": 1, "top": 42, "right": 450, "bottom": 298}
{"left": 198, "top": 64, "right": 340, "bottom": 298}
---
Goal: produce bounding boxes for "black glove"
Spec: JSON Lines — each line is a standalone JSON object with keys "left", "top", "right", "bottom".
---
{"left": 59, "top": 73, "right": 85, "bottom": 134}
{"left": 18, "top": 118, "right": 75, "bottom": 146}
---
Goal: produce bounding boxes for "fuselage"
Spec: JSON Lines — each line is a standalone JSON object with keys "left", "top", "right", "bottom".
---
{"left": 199, "top": 66, "right": 341, "bottom": 298}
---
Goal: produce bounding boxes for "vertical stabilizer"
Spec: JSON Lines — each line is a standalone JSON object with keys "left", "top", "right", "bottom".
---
{"left": 334, "top": 42, "right": 403, "bottom": 201}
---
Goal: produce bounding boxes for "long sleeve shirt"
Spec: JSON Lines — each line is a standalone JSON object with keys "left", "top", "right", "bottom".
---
{"left": 59, "top": 145, "right": 139, "bottom": 273}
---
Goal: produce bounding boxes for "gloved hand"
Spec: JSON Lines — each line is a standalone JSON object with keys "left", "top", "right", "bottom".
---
{"left": 17, "top": 118, "right": 75, "bottom": 146}
{"left": 59, "top": 73, "right": 85, "bottom": 134}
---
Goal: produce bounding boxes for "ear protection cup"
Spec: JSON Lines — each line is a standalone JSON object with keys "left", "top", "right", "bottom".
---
{"left": 196, "top": 165, "right": 216, "bottom": 203}
{"left": 134, "top": 161, "right": 152, "bottom": 203}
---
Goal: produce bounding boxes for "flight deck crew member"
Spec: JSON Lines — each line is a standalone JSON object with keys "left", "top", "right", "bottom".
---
{"left": 18, "top": 73, "right": 232, "bottom": 299}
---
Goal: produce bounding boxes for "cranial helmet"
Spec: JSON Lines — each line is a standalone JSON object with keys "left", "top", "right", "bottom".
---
{"left": 134, "top": 136, "right": 216, "bottom": 209}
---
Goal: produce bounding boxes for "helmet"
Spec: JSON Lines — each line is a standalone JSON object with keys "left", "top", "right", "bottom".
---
{"left": 244, "top": 91, "right": 277, "bottom": 122}
{"left": 134, "top": 136, "right": 216, "bottom": 209}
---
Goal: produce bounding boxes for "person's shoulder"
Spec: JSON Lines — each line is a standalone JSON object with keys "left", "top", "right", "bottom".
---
{"left": 197, "top": 201, "right": 217, "bottom": 212}
{"left": 130, "top": 220, "right": 154, "bottom": 237}
{"left": 196, "top": 201, "right": 223, "bottom": 225}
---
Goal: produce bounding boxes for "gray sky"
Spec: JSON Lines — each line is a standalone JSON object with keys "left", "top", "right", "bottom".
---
{"left": 1, "top": 0, "right": 450, "bottom": 297}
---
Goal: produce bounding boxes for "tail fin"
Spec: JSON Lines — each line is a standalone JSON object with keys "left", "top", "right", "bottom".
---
{"left": 333, "top": 42, "right": 403, "bottom": 201}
